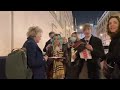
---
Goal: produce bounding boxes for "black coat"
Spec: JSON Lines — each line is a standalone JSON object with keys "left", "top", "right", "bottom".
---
{"left": 107, "top": 33, "right": 120, "bottom": 66}
{"left": 78, "top": 35, "right": 105, "bottom": 61}
{"left": 23, "top": 37, "right": 46, "bottom": 79}
{"left": 43, "top": 39, "right": 51, "bottom": 52}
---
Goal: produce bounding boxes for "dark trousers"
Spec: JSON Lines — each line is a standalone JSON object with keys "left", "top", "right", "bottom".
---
{"left": 65, "top": 62, "right": 80, "bottom": 79}
{"left": 77, "top": 59, "right": 100, "bottom": 79}
{"left": 66, "top": 59, "right": 100, "bottom": 79}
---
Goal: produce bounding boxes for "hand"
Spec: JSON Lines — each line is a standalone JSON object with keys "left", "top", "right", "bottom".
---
{"left": 103, "top": 61, "right": 108, "bottom": 70}
{"left": 85, "top": 44, "right": 93, "bottom": 51}
{"left": 100, "top": 60, "right": 108, "bottom": 70}
{"left": 72, "top": 54, "right": 76, "bottom": 60}
{"left": 100, "top": 60, "right": 105, "bottom": 70}
{"left": 44, "top": 55, "right": 48, "bottom": 61}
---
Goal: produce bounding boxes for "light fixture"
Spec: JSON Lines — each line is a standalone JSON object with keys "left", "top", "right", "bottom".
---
{"left": 72, "top": 25, "right": 73, "bottom": 28}
{"left": 79, "top": 25, "right": 83, "bottom": 30}
{"left": 100, "top": 33, "right": 103, "bottom": 36}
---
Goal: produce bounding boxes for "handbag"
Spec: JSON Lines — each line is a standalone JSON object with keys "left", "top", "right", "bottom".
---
{"left": 103, "top": 60, "right": 114, "bottom": 79}
{"left": 103, "top": 60, "right": 120, "bottom": 79}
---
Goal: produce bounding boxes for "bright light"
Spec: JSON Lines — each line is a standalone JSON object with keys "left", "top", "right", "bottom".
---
{"left": 79, "top": 25, "right": 83, "bottom": 30}
{"left": 72, "top": 26, "right": 73, "bottom": 28}
{"left": 90, "top": 24, "right": 93, "bottom": 26}
{"left": 100, "top": 33, "right": 103, "bottom": 36}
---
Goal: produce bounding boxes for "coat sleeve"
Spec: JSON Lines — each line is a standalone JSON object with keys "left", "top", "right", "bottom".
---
{"left": 107, "top": 39, "right": 120, "bottom": 63}
{"left": 43, "top": 42, "right": 48, "bottom": 52}
{"left": 91, "top": 38, "right": 105, "bottom": 60}
{"left": 26, "top": 41, "right": 44, "bottom": 68}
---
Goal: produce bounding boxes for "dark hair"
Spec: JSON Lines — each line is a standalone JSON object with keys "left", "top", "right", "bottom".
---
{"left": 49, "top": 31, "right": 55, "bottom": 36}
{"left": 107, "top": 16, "right": 120, "bottom": 38}
{"left": 72, "top": 32, "right": 77, "bottom": 35}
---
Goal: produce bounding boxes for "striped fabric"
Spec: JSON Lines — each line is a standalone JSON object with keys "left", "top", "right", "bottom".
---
{"left": 53, "top": 60, "right": 65, "bottom": 79}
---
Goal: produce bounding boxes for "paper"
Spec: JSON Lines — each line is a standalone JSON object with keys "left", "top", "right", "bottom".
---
{"left": 80, "top": 49, "right": 92, "bottom": 60}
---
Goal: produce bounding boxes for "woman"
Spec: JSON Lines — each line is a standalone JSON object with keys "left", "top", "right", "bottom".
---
{"left": 46, "top": 34, "right": 66, "bottom": 79}
{"left": 104, "top": 16, "right": 120, "bottom": 79}
{"left": 23, "top": 26, "right": 48, "bottom": 79}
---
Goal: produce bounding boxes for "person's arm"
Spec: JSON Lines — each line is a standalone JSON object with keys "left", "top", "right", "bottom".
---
{"left": 91, "top": 39, "right": 105, "bottom": 60}
{"left": 26, "top": 41, "right": 44, "bottom": 68}
{"left": 43, "top": 41, "right": 48, "bottom": 52}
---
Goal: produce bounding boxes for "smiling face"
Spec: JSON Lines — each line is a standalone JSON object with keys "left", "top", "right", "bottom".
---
{"left": 108, "top": 17, "right": 119, "bottom": 33}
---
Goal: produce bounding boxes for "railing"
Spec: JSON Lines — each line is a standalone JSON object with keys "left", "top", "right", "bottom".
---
{"left": 97, "top": 11, "right": 109, "bottom": 25}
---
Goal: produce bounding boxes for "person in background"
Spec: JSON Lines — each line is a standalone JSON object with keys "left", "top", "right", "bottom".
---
{"left": 46, "top": 34, "right": 66, "bottom": 79}
{"left": 23, "top": 26, "right": 48, "bottom": 79}
{"left": 65, "top": 32, "right": 85, "bottom": 79}
{"left": 43, "top": 31, "right": 55, "bottom": 52}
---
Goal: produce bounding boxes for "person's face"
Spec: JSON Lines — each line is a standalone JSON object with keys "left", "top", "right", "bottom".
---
{"left": 71, "top": 34, "right": 77, "bottom": 38}
{"left": 50, "top": 33, "right": 55, "bottom": 39}
{"left": 109, "top": 18, "right": 119, "bottom": 33}
{"left": 63, "top": 38, "right": 67, "bottom": 44}
{"left": 83, "top": 27, "right": 92, "bottom": 37}
{"left": 34, "top": 32, "right": 42, "bottom": 43}
{"left": 54, "top": 36, "right": 60, "bottom": 46}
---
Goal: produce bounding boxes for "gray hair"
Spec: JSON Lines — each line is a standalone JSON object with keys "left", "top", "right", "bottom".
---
{"left": 83, "top": 23, "right": 92, "bottom": 31}
{"left": 27, "top": 26, "right": 43, "bottom": 37}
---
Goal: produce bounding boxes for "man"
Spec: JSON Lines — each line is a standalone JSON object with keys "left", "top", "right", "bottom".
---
{"left": 43, "top": 31, "right": 55, "bottom": 52}
{"left": 76, "top": 23, "right": 105, "bottom": 79}
{"left": 65, "top": 32, "right": 85, "bottom": 79}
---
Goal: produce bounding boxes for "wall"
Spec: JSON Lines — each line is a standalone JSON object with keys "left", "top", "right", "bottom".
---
{"left": 0, "top": 11, "right": 11, "bottom": 56}
{"left": 0, "top": 11, "right": 74, "bottom": 56}
{"left": 13, "top": 11, "right": 64, "bottom": 51}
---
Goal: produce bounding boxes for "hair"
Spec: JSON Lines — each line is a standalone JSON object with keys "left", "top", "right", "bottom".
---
{"left": 52, "top": 34, "right": 63, "bottom": 49}
{"left": 107, "top": 15, "right": 120, "bottom": 38}
{"left": 27, "top": 26, "right": 42, "bottom": 38}
{"left": 83, "top": 23, "right": 92, "bottom": 31}
{"left": 71, "top": 31, "right": 80, "bottom": 41}
{"left": 72, "top": 32, "right": 77, "bottom": 35}
{"left": 49, "top": 31, "right": 55, "bottom": 36}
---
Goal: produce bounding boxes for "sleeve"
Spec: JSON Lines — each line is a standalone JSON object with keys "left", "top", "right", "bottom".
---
{"left": 107, "top": 41, "right": 120, "bottom": 63}
{"left": 26, "top": 41, "right": 44, "bottom": 68}
{"left": 43, "top": 42, "right": 48, "bottom": 52}
{"left": 91, "top": 39, "right": 105, "bottom": 61}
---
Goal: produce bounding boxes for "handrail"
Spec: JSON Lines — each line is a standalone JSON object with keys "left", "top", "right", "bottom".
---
{"left": 97, "top": 11, "right": 109, "bottom": 25}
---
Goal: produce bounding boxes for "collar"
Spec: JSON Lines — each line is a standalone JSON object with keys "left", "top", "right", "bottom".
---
{"left": 84, "top": 35, "right": 92, "bottom": 41}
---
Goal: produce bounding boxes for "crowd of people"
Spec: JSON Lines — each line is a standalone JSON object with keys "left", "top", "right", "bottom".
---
{"left": 21, "top": 15, "right": 120, "bottom": 79}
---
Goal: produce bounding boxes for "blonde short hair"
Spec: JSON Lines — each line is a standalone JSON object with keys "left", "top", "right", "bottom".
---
{"left": 27, "top": 26, "right": 43, "bottom": 37}
{"left": 83, "top": 23, "right": 92, "bottom": 31}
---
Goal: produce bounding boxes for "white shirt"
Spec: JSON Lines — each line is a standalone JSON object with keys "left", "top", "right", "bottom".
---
{"left": 84, "top": 35, "right": 91, "bottom": 44}
{"left": 79, "top": 35, "right": 92, "bottom": 61}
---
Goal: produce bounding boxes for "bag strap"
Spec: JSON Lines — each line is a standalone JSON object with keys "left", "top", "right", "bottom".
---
{"left": 11, "top": 48, "right": 26, "bottom": 52}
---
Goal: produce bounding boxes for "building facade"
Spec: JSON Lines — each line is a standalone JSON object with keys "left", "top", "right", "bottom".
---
{"left": 0, "top": 11, "right": 74, "bottom": 56}
{"left": 96, "top": 11, "right": 120, "bottom": 46}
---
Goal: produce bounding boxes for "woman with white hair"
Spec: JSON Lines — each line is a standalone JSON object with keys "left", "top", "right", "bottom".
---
{"left": 23, "top": 26, "right": 48, "bottom": 79}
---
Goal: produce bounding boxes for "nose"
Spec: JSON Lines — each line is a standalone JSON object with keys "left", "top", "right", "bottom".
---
{"left": 110, "top": 22, "right": 114, "bottom": 27}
